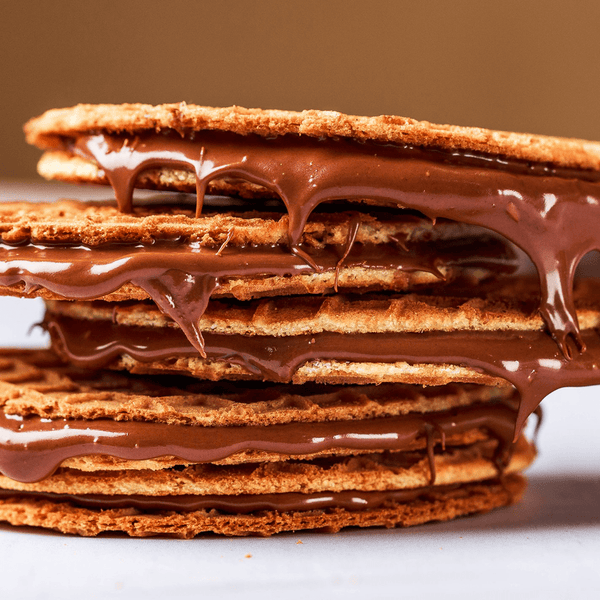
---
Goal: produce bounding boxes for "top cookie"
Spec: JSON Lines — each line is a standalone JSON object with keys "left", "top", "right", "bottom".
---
{"left": 24, "top": 103, "right": 600, "bottom": 170}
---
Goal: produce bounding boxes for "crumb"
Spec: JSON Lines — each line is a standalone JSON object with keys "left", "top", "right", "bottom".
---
{"left": 296, "top": 540, "right": 303, "bottom": 545}
{"left": 245, "top": 554, "right": 252, "bottom": 559}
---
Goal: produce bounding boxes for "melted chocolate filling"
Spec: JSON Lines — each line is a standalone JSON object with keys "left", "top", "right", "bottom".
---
{"left": 0, "top": 401, "right": 517, "bottom": 483}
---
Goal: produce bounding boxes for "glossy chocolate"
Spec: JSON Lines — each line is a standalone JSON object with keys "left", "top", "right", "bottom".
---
{"left": 0, "top": 400, "right": 516, "bottom": 483}
{"left": 0, "top": 483, "right": 467, "bottom": 514}
{"left": 72, "top": 131, "right": 600, "bottom": 357}
{"left": 46, "top": 314, "right": 600, "bottom": 438}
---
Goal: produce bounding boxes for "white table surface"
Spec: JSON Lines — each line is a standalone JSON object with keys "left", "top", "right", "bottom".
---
{"left": 0, "top": 183, "right": 598, "bottom": 599}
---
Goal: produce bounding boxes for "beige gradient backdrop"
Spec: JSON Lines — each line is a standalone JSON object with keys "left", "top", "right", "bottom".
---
{"left": 2, "top": 0, "right": 600, "bottom": 180}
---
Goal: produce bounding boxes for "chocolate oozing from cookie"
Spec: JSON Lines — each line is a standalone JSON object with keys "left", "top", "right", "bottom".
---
{"left": 44, "top": 310, "right": 590, "bottom": 439}
{"left": 67, "top": 130, "right": 600, "bottom": 361}
{"left": 15, "top": 133, "right": 600, "bottom": 440}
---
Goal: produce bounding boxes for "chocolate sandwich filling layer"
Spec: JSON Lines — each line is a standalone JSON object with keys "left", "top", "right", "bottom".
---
{"left": 46, "top": 313, "right": 600, "bottom": 438}
{"left": 0, "top": 401, "right": 517, "bottom": 483}
{"left": 0, "top": 481, "right": 485, "bottom": 514}
{"left": 69, "top": 130, "right": 600, "bottom": 358}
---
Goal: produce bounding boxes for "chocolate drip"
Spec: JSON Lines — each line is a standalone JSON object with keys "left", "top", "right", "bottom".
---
{"left": 136, "top": 272, "right": 217, "bottom": 359}
{"left": 46, "top": 314, "right": 600, "bottom": 439}
{"left": 0, "top": 484, "right": 467, "bottom": 514}
{"left": 334, "top": 212, "right": 362, "bottom": 292}
{"left": 424, "top": 423, "right": 437, "bottom": 484}
{"left": 0, "top": 402, "right": 516, "bottom": 483}
{"left": 73, "top": 131, "right": 600, "bottom": 356}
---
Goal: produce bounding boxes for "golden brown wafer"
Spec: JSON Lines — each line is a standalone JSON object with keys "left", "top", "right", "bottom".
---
{"left": 112, "top": 355, "right": 505, "bottom": 387}
{"left": 0, "top": 199, "right": 516, "bottom": 303}
{"left": 36, "top": 151, "right": 280, "bottom": 199}
{"left": 0, "top": 198, "right": 442, "bottom": 246}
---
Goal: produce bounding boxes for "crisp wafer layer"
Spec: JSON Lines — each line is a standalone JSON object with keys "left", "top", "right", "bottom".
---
{"left": 0, "top": 198, "right": 441, "bottom": 246}
{"left": 36, "top": 151, "right": 279, "bottom": 200}
{"left": 0, "top": 350, "right": 514, "bottom": 426}
{"left": 46, "top": 280, "right": 600, "bottom": 336}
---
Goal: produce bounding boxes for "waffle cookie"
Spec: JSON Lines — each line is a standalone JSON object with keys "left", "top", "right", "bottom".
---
{"left": 0, "top": 102, "right": 599, "bottom": 536}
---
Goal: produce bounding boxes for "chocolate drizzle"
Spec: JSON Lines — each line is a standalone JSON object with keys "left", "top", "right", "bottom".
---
{"left": 72, "top": 131, "right": 600, "bottom": 357}
{"left": 0, "top": 401, "right": 516, "bottom": 483}
{"left": 46, "top": 314, "right": 600, "bottom": 439}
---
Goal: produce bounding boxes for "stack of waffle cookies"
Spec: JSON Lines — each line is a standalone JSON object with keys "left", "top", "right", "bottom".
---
{"left": 1, "top": 103, "right": 599, "bottom": 537}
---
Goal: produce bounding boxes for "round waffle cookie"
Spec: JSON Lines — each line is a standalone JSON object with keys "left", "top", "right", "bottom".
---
{"left": 0, "top": 477, "right": 527, "bottom": 538}
{"left": 24, "top": 103, "right": 600, "bottom": 169}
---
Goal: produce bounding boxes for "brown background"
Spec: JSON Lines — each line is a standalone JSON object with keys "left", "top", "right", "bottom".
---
{"left": 2, "top": 0, "right": 600, "bottom": 180}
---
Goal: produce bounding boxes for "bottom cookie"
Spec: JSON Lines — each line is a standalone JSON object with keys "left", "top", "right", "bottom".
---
{"left": 0, "top": 475, "right": 525, "bottom": 537}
